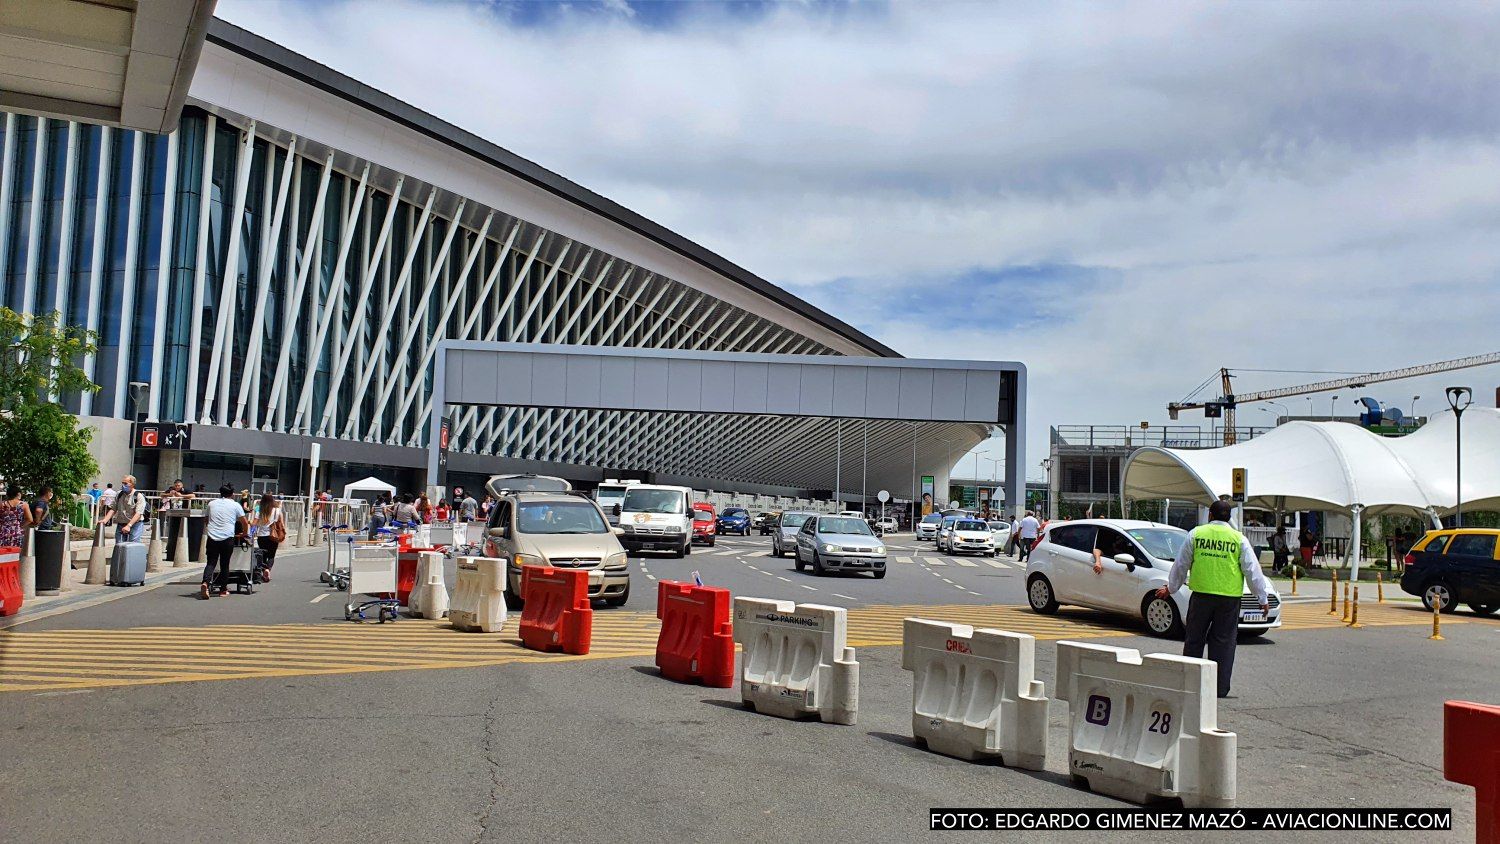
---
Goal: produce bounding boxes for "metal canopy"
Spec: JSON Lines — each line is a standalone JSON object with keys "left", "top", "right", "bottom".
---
{"left": 427, "top": 341, "right": 1028, "bottom": 515}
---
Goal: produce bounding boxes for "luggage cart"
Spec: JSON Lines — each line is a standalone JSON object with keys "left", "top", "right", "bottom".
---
{"left": 320, "top": 525, "right": 356, "bottom": 588}
{"left": 222, "top": 539, "right": 259, "bottom": 595}
{"left": 345, "top": 541, "right": 401, "bottom": 623}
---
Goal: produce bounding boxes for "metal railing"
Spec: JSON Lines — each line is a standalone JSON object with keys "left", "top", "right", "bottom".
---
{"left": 1051, "top": 425, "right": 1275, "bottom": 449}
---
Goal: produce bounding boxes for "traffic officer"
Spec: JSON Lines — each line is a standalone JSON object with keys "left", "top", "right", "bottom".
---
{"left": 1156, "top": 498, "right": 1270, "bottom": 698}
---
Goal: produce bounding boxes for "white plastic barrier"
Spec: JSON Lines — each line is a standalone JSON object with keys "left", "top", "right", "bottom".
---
{"left": 1054, "top": 641, "right": 1236, "bottom": 808}
{"left": 900, "top": 618, "right": 1048, "bottom": 769}
{"left": 449, "top": 556, "right": 507, "bottom": 633}
{"left": 414, "top": 523, "right": 431, "bottom": 548}
{"left": 407, "top": 550, "right": 450, "bottom": 620}
{"left": 428, "top": 522, "right": 455, "bottom": 549}
{"left": 732, "top": 597, "right": 858, "bottom": 725}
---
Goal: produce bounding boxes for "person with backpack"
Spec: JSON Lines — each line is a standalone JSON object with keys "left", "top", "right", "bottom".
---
{"left": 253, "top": 493, "right": 286, "bottom": 582}
{"left": 99, "top": 475, "right": 148, "bottom": 543}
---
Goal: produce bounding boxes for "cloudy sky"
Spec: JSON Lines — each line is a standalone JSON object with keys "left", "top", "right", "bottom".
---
{"left": 219, "top": 0, "right": 1500, "bottom": 480}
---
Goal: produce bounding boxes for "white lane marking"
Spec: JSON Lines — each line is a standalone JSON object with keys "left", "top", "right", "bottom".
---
{"left": 35, "top": 689, "right": 94, "bottom": 697}
{"left": 929, "top": 570, "right": 943, "bottom": 577}
{"left": 799, "top": 584, "right": 817, "bottom": 591}
{"left": 761, "top": 570, "right": 774, "bottom": 576}
{"left": 896, "top": 556, "right": 914, "bottom": 564}
{"left": 646, "top": 574, "right": 657, "bottom": 580}
{"left": 834, "top": 593, "right": 857, "bottom": 600}
{"left": 953, "top": 583, "right": 966, "bottom": 590}
{"left": 953, "top": 558, "right": 979, "bottom": 568}
{"left": 310, "top": 593, "right": 329, "bottom": 604}
{"left": 776, "top": 576, "right": 791, "bottom": 582}
{"left": 928, "top": 559, "right": 947, "bottom": 567}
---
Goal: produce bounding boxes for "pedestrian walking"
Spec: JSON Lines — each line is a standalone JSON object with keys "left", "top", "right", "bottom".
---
{"left": 1016, "top": 510, "right": 1040, "bottom": 562}
{"left": 99, "top": 475, "right": 147, "bottom": 542}
{"left": 1007, "top": 514, "right": 1020, "bottom": 556}
{"left": 416, "top": 492, "right": 432, "bottom": 524}
{"left": 253, "top": 493, "right": 286, "bottom": 582}
{"left": 1298, "top": 525, "right": 1317, "bottom": 568}
{"left": 0, "top": 485, "right": 34, "bottom": 548}
{"left": 201, "top": 484, "right": 246, "bottom": 599}
{"left": 459, "top": 491, "right": 478, "bottom": 523}
{"left": 1157, "top": 499, "right": 1270, "bottom": 698}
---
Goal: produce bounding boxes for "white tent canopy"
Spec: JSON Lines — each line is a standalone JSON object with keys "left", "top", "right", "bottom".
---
{"left": 1122, "top": 408, "right": 1500, "bottom": 517}
{"left": 342, "top": 476, "right": 397, "bottom": 500}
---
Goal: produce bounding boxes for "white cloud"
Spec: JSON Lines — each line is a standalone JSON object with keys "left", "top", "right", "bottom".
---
{"left": 218, "top": 0, "right": 1500, "bottom": 480}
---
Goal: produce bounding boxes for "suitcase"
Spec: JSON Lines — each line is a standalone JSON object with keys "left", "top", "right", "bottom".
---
{"left": 108, "top": 541, "right": 148, "bottom": 586}
{"left": 223, "top": 544, "right": 257, "bottom": 594}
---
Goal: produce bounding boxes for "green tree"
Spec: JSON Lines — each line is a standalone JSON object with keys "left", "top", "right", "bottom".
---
{"left": 0, "top": 308, "right": 99, "bottom": 499}
{"left": 0, "top": 403, "right": 96, "bottom": 499}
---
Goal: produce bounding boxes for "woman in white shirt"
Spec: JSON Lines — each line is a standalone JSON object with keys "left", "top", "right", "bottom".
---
{"left": 253, "top": 493, "right": 285, "bottom": 582}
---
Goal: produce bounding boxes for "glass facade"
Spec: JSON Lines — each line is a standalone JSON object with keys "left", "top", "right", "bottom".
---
{"left": 0, "top": 106, "right": 835, "bottom": 469}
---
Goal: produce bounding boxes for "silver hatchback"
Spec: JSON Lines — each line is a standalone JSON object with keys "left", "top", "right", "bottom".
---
{"left": 793, "top": 515, "right": 887, "bottom": 579}
{"left": 771, "top": 510, "right": 816, "bottom": 558}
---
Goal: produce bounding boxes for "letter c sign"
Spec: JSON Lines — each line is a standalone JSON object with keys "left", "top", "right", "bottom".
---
{"left": 1085, "top": 694, "right": 1112, "bottom": 726}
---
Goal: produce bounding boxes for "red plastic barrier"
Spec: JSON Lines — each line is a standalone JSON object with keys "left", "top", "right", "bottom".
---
{"left": 655, "top": 580, "right": 734, "bottom": 688}
{"left": 395, "top": 546, "right": 438, "bottom": 605}
{"left": 519, "top": 567, "right": 592, "bottom": 655}
{"left": 1446, "top": 700, "right": 1500, "bottom": 844}
{"left": 0, "top": 546, "right": 21, "bottom": 617}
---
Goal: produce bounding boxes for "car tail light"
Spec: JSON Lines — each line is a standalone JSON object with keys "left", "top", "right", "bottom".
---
{"left": 1403, "top": 553, "right": 1416, "bottom": 567}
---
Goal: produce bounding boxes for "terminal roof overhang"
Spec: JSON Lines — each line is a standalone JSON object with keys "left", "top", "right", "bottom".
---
{"left": 0, "top": 0, "right": 215, "bottom": 133}
{"left": 196, "top": 18, "right": 898, "bottom": 361}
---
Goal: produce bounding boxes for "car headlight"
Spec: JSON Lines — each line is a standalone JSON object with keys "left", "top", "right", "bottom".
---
{"left": 823, "top": 544, "right": 841, "bottom": 553}
{"left": 604, "top": 551, "right": 627, "bottom": 570}
{"left": 873, "top": 546, "right": 886, "bottom": 555}
{"left": 514, "top": 552, "right": 544, "bottom": 568}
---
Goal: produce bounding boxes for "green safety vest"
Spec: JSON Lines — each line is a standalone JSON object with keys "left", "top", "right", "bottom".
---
{"left": 1188, "top": 522, "right": 1246, "bottom": 597}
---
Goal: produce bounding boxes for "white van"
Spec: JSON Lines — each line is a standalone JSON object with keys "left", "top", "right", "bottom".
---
{"left": 616, "top": 483, "right": 693, "bottom": 557}
{"left": 594, "top": 479, "right": 634, "bottom": 526}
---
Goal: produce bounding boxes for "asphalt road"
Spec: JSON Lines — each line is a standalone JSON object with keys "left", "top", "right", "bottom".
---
{"left": 2, "top": 532, "right": 1497, "bottom": 842}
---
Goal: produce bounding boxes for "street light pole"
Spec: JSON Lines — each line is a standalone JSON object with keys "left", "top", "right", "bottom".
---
{"left": 1446, "top": 387, "right": 1472, "bottom": 526}
{"left": 1330, "top": 394, "right": 1338, "bottom": 420}
{"left": 1412, "top": 395, "right": 1420, "bottom": 419}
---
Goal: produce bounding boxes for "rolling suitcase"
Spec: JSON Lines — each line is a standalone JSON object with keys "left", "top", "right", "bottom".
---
{"left": 223, "top": 543, "right": 256, "bottom": 594}
{"left": 108, "top": 541, "right": 147, "bottom": 586}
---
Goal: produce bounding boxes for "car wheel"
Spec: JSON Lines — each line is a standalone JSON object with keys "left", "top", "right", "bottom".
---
{"left": 794, "top": 546, "right": 805, "bottom": 571}
{"left": 1422, "top": 581, "right": 1454, "bottom": 613}
{"left": 1026, "top": 575, "right": 1059, "bottom": 614}
{"left": 504, "top": 586, "right": 524, "bottom": 610}
{"left": 1143, "top": 593, "right": 1184, "bottom": 638}
{"left": 812, "top": 552, "right": 826, "bottom": 577}
{"left": 706, "top": 536, "right": 715, "bottom": 547}
{"left": 874, "top": 567, "right": 886, "bottom": 580}
{"left": 1468, "top": 602, "right": 1497, "bottom": 616}
{"left": 681, "top": 540, "right": 692, "bottom": 557}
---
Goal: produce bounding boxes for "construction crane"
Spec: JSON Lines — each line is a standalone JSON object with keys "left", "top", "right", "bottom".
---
{"left": 1168, "top": 352, "right": 1500, "bottom": 445}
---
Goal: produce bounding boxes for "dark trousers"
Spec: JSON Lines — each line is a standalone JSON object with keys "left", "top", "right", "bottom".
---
{"left": 203, "top": 537, "right": 236, "bottom": 586}
{"left": 1183, "top": 592, "right": 1241, "bottom": 697}
{"left": 257, "top": 536, "right": 280, "bottom": 570}
{"left": 1017, "top": 537, "right": 1034, "bottom": 562}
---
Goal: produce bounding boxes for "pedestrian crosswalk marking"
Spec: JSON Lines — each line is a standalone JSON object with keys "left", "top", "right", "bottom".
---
{"left": 953, "top": 558, "right": 979, "bottom": 567}
{"left": 927, "top": 559, "right": 947, "bottom": 567}
{"left": 896, "top": 556, "right": 914, "bottom": 564}
{"left": 1, "top": 602, "right": 1484, "bottom": 694}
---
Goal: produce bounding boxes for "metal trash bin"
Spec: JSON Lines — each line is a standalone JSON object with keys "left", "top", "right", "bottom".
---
{"left": 186, "top": 514, "right": 206, "bottom": 563}
{"left": 32, "top": 528, "right": 67, "bottom": 596}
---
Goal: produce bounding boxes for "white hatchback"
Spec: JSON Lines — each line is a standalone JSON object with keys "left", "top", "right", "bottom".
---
{"left": 1023, "top": 518, "right": 1281, "bottom": 638}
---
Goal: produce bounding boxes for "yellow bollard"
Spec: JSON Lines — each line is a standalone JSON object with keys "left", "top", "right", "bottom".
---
{"left": 1341, "top": 580, "right": 1351, "bottom": 623}
{"left": 1429, "top": 597, "right": 1444, "bottom": 640}
{"left": 1328, "top": 569, "right": 1339, "bottom": 614}
{"left": 1291, "top": 566, "right": 1298, "bottom": 596}
{"left": 1348, "top": 586, "right": 1363, "bottom": 628}
{"left": 1376, "top": 573, "right": 1384, "bottom": 603}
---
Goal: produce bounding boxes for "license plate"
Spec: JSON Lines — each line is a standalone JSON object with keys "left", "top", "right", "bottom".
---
{"left": 1241, "top": 612, "right": 1265, "bottom": 623}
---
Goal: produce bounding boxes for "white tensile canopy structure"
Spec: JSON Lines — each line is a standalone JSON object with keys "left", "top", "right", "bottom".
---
{"left": 342, "top": 476, "right": 398, "bottom": 501}
{"left": 1122, "top": 408, "right": 1500, "bottom": 580}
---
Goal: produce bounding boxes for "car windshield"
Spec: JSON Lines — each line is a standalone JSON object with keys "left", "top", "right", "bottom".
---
{"left": 692, "top": 509, "right": 714, "bottom": 522}
{"left": 987, "top": 521, "right": 1007, "bottom": 530}
{"left": 1127, "top": 528, "right": 1188, "bottom": 562}
{"left": 921, "top": 514, "right": 942, "bottom": 524}
{"left": 723, "top": 509, "right": 746, "bottom": 517}
{"left": 955, "top": 520, "right": 987, "bottom": 531}
{"left": 622, "top": 489, "right": 685, "bottom": 514}
{"left": 781, "top": 513, "right": 812, "bottom": 528}
{"left": 819, "top": 517, "right": 872, "bottom": 535}
{"left": 516, "top": 501, "right": 608, "bottom": 535}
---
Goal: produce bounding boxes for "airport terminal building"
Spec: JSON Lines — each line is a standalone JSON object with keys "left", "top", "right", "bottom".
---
{"left": 0, "top": 17, "right": 991, "bottom": 501}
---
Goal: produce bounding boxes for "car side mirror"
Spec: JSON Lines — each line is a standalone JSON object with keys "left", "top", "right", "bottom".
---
{"left": 612, "top": 527, "right": 625, "bottom": 537}
{"left": 1113, "top": 553, "right": 1136, "bottom": 570}
{"left": 612, "top": 504, "right": 621, "bottom": 517}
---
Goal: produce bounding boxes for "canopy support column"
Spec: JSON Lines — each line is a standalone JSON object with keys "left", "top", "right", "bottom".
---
{"left": 1349, "top": 504, "right": 1365, "bottom": 583}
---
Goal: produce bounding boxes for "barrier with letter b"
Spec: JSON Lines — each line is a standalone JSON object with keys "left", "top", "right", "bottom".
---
{"left": 732, "top": 597, "right": 858, "bottom": 725}
{"left": 449, "top": 556, "right": 507, "bottom": 633}
{"left": 1444, "top": 699, "right": 1499, "bottom": 844}
{"left": 901, "top": 618, "right": 1047, "bottom": 769}
{"left": 519, "top": 566, "right": 592, "bottom": 655}
{"left": 1055, "top": 641, "right": 1236, "bottom": 808}
{"left": 656, "top": 580, "right": 734, "bottom": 688}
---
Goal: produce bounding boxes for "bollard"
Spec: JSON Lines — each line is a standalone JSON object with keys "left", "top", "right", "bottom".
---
{"left": 1290, "top": 566, "right": 1297, "bottom": 596}
{"left": 84, "top": 521, "right": 108, "bottom": 585}
{"left": 1348, "top": 587, "right": 1362, "bottom": 628}
{"left": 19, "top": 527, "right": 35, "bottom": 598}
{"left": 1328, "top": 569, "right": 1339, "bottom": 614}
{"left": 1430, "top": 598, "right": 1444, "bottom": 641}
{"left": 1376, "top": 573, "right": 1384, "bottom": 603}
{"left": 146, "top": 520, "right": 165, "bottom": 573}
{"left": 1341, "top": 580, "right": 1351, "bottom": 623}
{"left": 171, "top": 514, "right": 189, "bottom": 567}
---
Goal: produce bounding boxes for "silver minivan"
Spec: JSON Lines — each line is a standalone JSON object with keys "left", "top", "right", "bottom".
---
{"left": 482, "top": 475, "right": 630, "bottom": 609}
